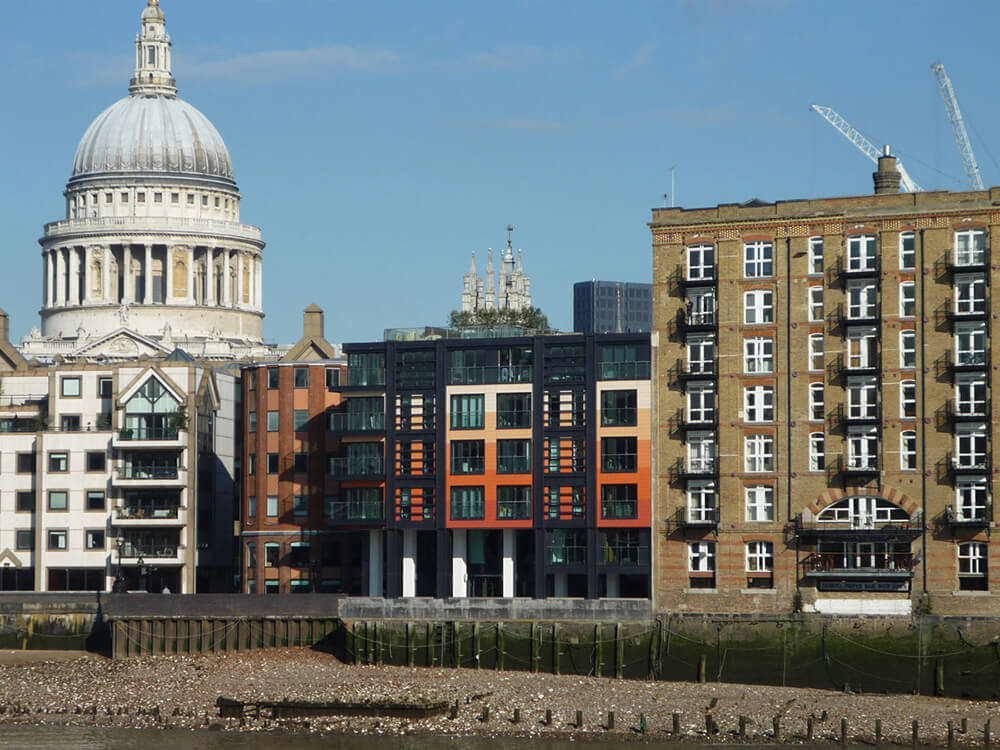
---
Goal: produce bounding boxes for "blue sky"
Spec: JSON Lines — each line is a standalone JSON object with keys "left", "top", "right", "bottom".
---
{"left": 1, "top": 0, "right": 998, "bottom": 345}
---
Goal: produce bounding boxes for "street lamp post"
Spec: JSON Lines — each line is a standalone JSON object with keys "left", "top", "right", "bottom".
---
{"left": 112, "top": 538, "right": 126, "bottom": 593}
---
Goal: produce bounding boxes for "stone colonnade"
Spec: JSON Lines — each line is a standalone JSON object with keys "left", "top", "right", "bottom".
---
{"left": 42, "top": 243, "right": 263, "bottom": 311}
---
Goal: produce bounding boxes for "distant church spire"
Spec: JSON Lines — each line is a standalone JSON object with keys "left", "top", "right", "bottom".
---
{"left": 129, "top": 0, "right": 178, "bottom": 97}
{"left": 459, "top": 226, "right": 533, "bottom": 315}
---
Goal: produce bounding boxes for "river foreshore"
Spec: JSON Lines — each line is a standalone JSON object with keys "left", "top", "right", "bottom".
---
{"left": 0, "top": 648, "right": 997, "bottom": 744}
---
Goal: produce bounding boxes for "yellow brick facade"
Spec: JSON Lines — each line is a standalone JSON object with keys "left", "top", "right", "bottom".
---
{"left": 651, "top": 188, "right": 1000, "bottom": 616}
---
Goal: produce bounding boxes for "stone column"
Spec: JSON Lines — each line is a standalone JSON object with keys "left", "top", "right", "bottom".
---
{"left": 55, "top": 248, "right": 65, "bottom": 306}
{"left": 222, "top": 250, "right": 231, "bottom": 306}
{"left": 144, "top": 245, "right": 153, "bottom": 303}
{"left": 368, "top": 530, "right": 383, "bottom": 597}
{"left": 69, "top": 248, "right": 80, "bottom": 306}
{"left": 255, "top": 255, "right": 263, "bottom": 311}
{"left": 102, "top": 247, "right": 112, "bottom": 303}
{"left": 79, "top": 248, "right": 88, "bottom": 304}
{"left": 246, "top": 253, "right": 254, "bottom": 308}
{"left": 235, "top": 252, "right": 244, "bottom": 308}
{"left": 45, "top": 250, "right": 54, "bottom": 307}
{"left": 123, "top": 245, "right": 133, "bottom": 303}
{"left": 187, "top": 248, "right": 195, "bottom": 303}
{"left": 165, "top": 247, "right": 174, "bottom": 304}
{"left": 451, "top": 529, "right": 467, "bottom": 598}
{"left": 206, "top": 249, "right": 216, "bottom": 305}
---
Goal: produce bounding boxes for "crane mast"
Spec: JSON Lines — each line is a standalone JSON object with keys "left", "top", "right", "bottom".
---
{"left": 932, "top": 63, "right": 984, "bottom": 190}
{"left": 810, "top": 104, "right": 922, "bottom": 192}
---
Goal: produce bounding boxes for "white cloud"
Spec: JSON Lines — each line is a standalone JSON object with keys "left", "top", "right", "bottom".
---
{"left": 443, "top": 46, "right": 574, "bottom": 72}
{"left": 616, "top": 42, "right": 656, "bottom": 77}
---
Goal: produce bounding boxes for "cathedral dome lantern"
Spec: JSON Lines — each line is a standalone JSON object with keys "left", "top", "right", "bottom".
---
{"left": 27, "top": 1, "right": 277, "bottom": 362}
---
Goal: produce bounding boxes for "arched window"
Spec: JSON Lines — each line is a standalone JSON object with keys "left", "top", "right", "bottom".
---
{"left": 816, "top": 496, "right": 909, "bottom": 529}
{"left": 124, "top": 378, "right": 181, "bottom": 440}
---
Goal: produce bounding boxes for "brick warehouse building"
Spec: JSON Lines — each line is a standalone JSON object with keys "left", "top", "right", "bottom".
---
{"left": 651, "top": 154, "right": 1000, "bottom": 616}
{"left": 241, "top": 329, "right": 651, "bottom": 598}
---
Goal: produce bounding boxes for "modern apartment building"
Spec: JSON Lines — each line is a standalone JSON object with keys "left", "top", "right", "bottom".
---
{"left": 240, "top": 330, "right": 652, "bottom": 599}
{"left": 651, "top": 155, "right": 1000, "bottom": 615}
{"left": 0, "top": 321, "right": 238, "bottom": 593}
{"left": 573, "top": 281, "right": 653, "bottom": 333}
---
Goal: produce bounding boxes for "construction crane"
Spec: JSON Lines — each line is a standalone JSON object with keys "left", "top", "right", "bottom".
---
{"left": 810, "top": 104, "right": 922, "bottom": 193}
{"left": 932, "top": 63, "right": 984, "bottom": 190}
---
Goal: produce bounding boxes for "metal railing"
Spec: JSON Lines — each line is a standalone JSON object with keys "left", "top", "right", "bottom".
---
{"left": 496, "top": 410, "right": 531, "bottom": 429}
{"left": 602, "top": 544, "right": 649, "bottom": 566}
{"left": 448, "top": 365, "right": 533, "bottom": 385}
{"left": 119, "top": 543, "right": 180, "bottom": 559}
{"left": 601, "top": 500, "right": 638, "bottom": 520}
{"left": 116, "top": 505, "right": 181, "bottom": 520}
{"left": 44, "top": 216, "right": 262, "bottom": 241}
{"left": 945, "top": 502, "right": 992, "bottom": 525}
{"left": 599, "top": 361, "right": 650, "bottom": 380}
{"left": 547, "top": 544, "right": 586, "bottom": 565}
{"left": 803, "top": 552, "right": 914, "bottom": 574}
{"left": 497, "top": 499, "right": 531, "bottom": 520}
{"left": 328, "top": 456, "right": 385, "bottom": 477}
{"left": 601, "top": 407, "right": 637, "bottom": 426}
{"left": 117, "top": 427, "right": 180, "bottom": 441}
{"left": 602, "top": 453, "right": 637, "bottom": 472}
{"left": 327, "top": 412, "right": 385, "bottom": 432}
{"left": 326, "top": 500, "right": 385, "bottom": 522}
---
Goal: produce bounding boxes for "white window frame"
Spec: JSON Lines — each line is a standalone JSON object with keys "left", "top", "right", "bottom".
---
{"left": 744, "top": 336, "right": 774, "bottom": 373}
{"left": 744, "top": 241, "right": 773, "bottom": 278}
{"left": 687, "top": 244, "right": 715, "bottom": 281}
{"left": 899, "top": 231, "right": 916, "bottom": 270}
{"left": 744, "top": 385, "right": 774, "bottom": 423}
{"left": 808, "top": 285, "right": 824, "bottom": 322}
{"left": 746, "top": 541, "right": 774, "bottom": 573}
{"left": 956, "top": 323, "right": 987, "bottom": 367}
{"left": 955, "top": 374, "right": 987, "bottom": 417}
{"left": 687, "top": 480, "right": 717, "bottom": 523}
{"left": 687, "top": 431, "right": 716, "bottom": 473}
{"left": 744, "top": 434, "right": 774, "bottom": 473}
{"left": 899, "top": 281, "right": 916, "bottom": 318}
{"left": 808, "top": 333, "right": 824, "bottom": 372}
{"left": 809, "top": 432, "right": 825, "bottom": 471}
{"left": 956, "top": 479, "right": 988, "bottom": 522}
{"left": 808, "top": 382, "right": 824, "bottom": 421}
{"left": 687, "top": 335, "right": 715, "bottom": 376}
{"left": 687, "top": 382, "right": 715, "bottom": 423}
{"left": 955, "top": 423, "right": 988, "bottom": 469}
{"left": 900, "top": 430, "right": 917, "bottom": 471}
{"left": 808, "top": 236, "right": 824, "bottom": 275}
{"left": 900, "top": 330, "right": 916, "bottom": 368}
{"left": 847, "top": 427, "right": 878, "bottom": 470}
{"left": 847, "top": 234, "right": 877, "bottom": 271}
{"left": 955, "top": 274, "right": 986, "bottom": 316}
{"left": 688, "top": 541, "right": 716, "bottom": 572}
{"left": 688, "top": 289, "right": 716, "bottom": 325}
{"left": 958, "top": 541, "right": 987, "bottom": 576}
{"left": 847, "top": 281, "right": 877, "bottom": 320}
{"left": 955, "top": 228, "right": 986, "bottom": 267}
{"left": 745, "top": 485, "right": 774, "bottom": 522}
{"left": 900, "top": 379, "right": 916, "bottom": 419}
{"left": 847, "top": 328, "right": 878, "bottom": 370}
{"left": 847, "top": 377, "right": 878, "bottom": 419}
{"left": 744, "top": 290, "right": 774, "bottom": 324}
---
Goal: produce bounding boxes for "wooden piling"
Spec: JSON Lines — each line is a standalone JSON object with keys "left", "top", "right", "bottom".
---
{"left": 841, "top": 718, "right": 847, "bottom": 747}
{"left": 530, "top": 622, "right": 538, "bottom": 673}
{"left": 481, "top": 706, "right": 489, "bottom": 723}
{"left": 640, "top": 714, "right": 647, "bottom": 735}
{"left": 594, "top": 624, "right": 603, "bottom": 677}
{"left": 985, "top": 720, "right": 991, "bottom": 750}
{"left": 496, "top": 622, "right": 505, "bottom": 671}
{"left": 697, "top": 653, "right": 707, "bottom": 683}
{"left": 948, "top": 721, "right": 954, "bottom": 750}
{"left": 407, "top": 622, "right": 415, "bottom": 667}
{"left": 673, "top": 712, "right": 681, "bottom": 734}
{"left": 545, "top": 709, "right": 552, "bottom": 726}
{"left": 807, "top": 716, "right": 814, "bottom": 741}
{"left": 774, "top": 715, "right": 782, "bottom": 741}
{"left": 615, "top": 622, "right": 624, "bottom": 679}
{"left": 452, "top": 622, "right": 460, "bottom": 668}
{"left": 876, "top": 718, "right": 882, "bottom": 749}
{"left": 913, "top": 720, "right": 919, "bottom": 749}
{"left": 608, "top": 710, "right": 615, "bottom": 730}
{"left": 553, "top": 623, "right": 561, "bottom": 675}
{"left": 513, "top": 708, "right": 520, "bottom": 724}
{"left": 739, "top": 715, "right": 747, "bottom": 738}
{"left": 473, "top": 622, "right": 481, "bottom": 669}
{"left": 576, "top": 709, "right": 583, "bottom": 728}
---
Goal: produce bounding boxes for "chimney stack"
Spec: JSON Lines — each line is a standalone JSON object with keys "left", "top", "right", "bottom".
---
{"left": 873, "top": 145, "right": 902, "bottom": 195}
{"left": 303, "top": 304, "right": 324, "bottom": 339}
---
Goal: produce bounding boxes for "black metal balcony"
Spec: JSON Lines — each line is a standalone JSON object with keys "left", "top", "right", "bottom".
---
{"left": 327, "top": 412, "right": 386, "bottom": 435}
{"left": 829, "top": 256, "right": 881, "bottom": 285}
{"left": 946, "top": 399, "right": 990, "bottom": 423}
{"left": 802, "top": 552, "right": 914, "bottom": 578}
{"left": 792, "top": 513, "right": 923, "bottom": 542}
{"left": 672, "top": 358, "right": 717, "bottom": 382}
{"left": 946, "top": 251, "right": 989, "bottom": 275}
{"left": 947, "top": 302, "right": 989, "bottom": 323}
{"left": 945, "top": 502, "right": 992, "bottom": 529}
{"left": 948, "top": 453, "right": 991, "bottom": 476}
{"left": 827, "top": 454, "right": 880, "bottom": 484}
{"left": 833, "top": 302, "right": 882, "bottom": 329}
{"left": 830, "top": 402, "right": 881, "bottom": 428}
{"left": 675, "top": 263, "right": 717, "bottom": 289}
{"left": 671, "top": 456, "right": 718, "bottom": 480}
{"left": 676, "top": 308, "right": 716, "bottom": 334}
{"left": 672, "top": 407, "right": 718, "bottom": 432}
{"left": 665, "top": 505, "right": 719, "bottom": 534}
{"left": 948, "top": 350, "right": 991, "bottom": 372}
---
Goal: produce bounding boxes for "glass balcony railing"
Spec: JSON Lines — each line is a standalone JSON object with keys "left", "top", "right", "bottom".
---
{"left": 602, "top": 544, "right": 649, "bottom": 566}
{"left": 118, "top": 427, "right": 179, "bottom": 441}
{"left": 328, "top": 456, "right": 385, "bottom": 477}
{"left": 601, "top": 500, "right": 638, "bottom": 520}
{"left": 599, "top": 361, "right": 651, "bottom": 380}
{"left": 449, "top": 365, "right": 533, "bottom": 385}
{"left": 119, "top": 542, "right": 179, "bottom": 558}
{"left": 548, "top": 544, "right": 586, "bottom": 565}
{"left": 496, "top": 457, "right": 531, "bottom": 474}
{"left": 326, "top": 500, "right": 384, "bottom": 522}
{"left": 120, "top": 465, "right": 179, "bottom": 480}
{"left": 497, "top": 499, "right": 531, "bottom": 520}
{"left": 116, "top": 504, "right": 181, "bottom": 520}
{"left": 347, "top": 368, "right": 385, "bottom": 387}
{"left": 328, "top": 412, "right": 385, "bottom": 432}
{"left": 601, "top": 408, "right": 637, "bottom": 426}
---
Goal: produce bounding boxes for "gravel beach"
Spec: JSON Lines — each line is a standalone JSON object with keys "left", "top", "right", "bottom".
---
{"left": 0, "top": 647, "right": 996, "bottom": 744}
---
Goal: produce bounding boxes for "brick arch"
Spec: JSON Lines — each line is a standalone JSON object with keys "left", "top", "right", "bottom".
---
{"left": 806, "top": 485, "right": 919, "bottom": 518}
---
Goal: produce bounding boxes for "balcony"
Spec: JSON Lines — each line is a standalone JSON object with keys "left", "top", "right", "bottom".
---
{"left": 829, "top": 352, "right": 879, "bottom": 378}
{"left": 118, "top": 542, "right": 184, "bottom": 563}
{"left": 948, "top": 350, "right": 990, "bottom": 373}
{"left": 672, "top": 358, "right": 717, "bottom": 383}
{"left": 112, "top": 464, "right": 184, "bottom": 489}
{"left": 599, "top": 361, "right": 650, "bottom": 380}
{"left": 666, "top": 505, "right": 719, "bottom": 533}
{"left": 327, "top": 412, "right": 386, "bottom": 434}
{"left": 946, "top": 399, "right": 990, "bottom": 423}
{"left": 497, "top": 499, "right": 532, "bottom": 521}
{"left": 674, "top": 308, "right": 716, "bottom": 335}
{"left": 601, "top": 543, "right": 650, "bottom": 567}
{"left": 802, "top": 552, "right": 914, "bottom": 578}
{"left": 114, "top": 504, "right": 185, "bottom": 526}
{"left": 327, "top": 456, "right": 385, "bottom": 479}
{"left": 675, "top": 263, "right": 717, "bottom": 289}
{"left": 342, "top": 368, "right": 385, "bottom": 390}
{"left": 833, "top": 302, "right": 881, "bottom": 329}
{"left": 672, "top": 456, "right": 717, "bottom": 480}
{"left": 945, "top": 502, "right": 992, "bottom": 529}
{"left": 947, "top": 302, "right": 989, "bottom": 323}
{"left": 830, "top": 256, "right": 881, "bottom": 284}
{"left": 448, "top": 365, "right": 533, "bottom": 385}
{"left": 826, "top": 454, "right": 880, "bottom": 482}
{"left": 830, "top": 402, "right": 881, "bottom": 427}
{"left": 947, "top": 251, "right": 989, "bottom": 275}
{"left": 112, "top": 427, "right": 184, "bottom": 449}
{"left": 948, "top": 454, "right": 991, "bottom": 476}
{"left": 326, "top": 500, "right": 385, "bottom": 524}
{"left": 673, "top": 407, "right": 717, "bottom": 432}
{"left": 792, "top": 513, "right": 923, "bottom": 542}
{"left": 44, "top": 216, "right": 262, "bottom": 242}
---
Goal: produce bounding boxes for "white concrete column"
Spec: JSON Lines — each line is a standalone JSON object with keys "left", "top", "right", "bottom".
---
{"left": 102, "top": 247, "right": 112, "bottom": 303}
{"left": 401, "top": 529, "right": 417, "bottom": 598}
{"left": 247, "top": 253, "right": 254, "bottom": 308}
{"left": 502, "top": 529, "right": 515, "bottom": 598}
{"left": 165, "top": 247, "right": 174, "bottom": 303}
{"left": 235, "top": 252, "right": 244, "bottom": 307}
{"left": 451, "top": 529, "right": 468, "bottom": 598}
{"left": 222, "top": 250, "right": 231, "bottom": 306}
{"left": 605, "top": 573, "right": 620, "bottom": 598}
{"left": 553, "top": 572, "right": 568, "bottom": 597}
{"left": 187, "top": 248, "right": 195, "bottom": 303}
{"left": 80, "top": 248, "right": 89, "bottom": 304}
{"left": 255, "top": 255, "right": 263, "bottom": 311}
{"left": 45, "top": 250, "right": 54, "bottom": 307}
{"left": 206, "top": 249, "right": 216, "bottom": 305}
{"left": 123, "top": 245, "right": 133, "bottom": 303}
{"left": 144, "top": 245, "right": 153, "bottom": 303}
{"left": 368, "top": 530, "right": 383, "bottom": 597}
{"left": 69, "top": 248, "right": 80, "bottom": 306}
{"left": 55, "top": 248, "right": 66, "bottom": 306}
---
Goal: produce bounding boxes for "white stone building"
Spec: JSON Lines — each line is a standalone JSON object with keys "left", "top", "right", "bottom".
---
{"left": 460, "top": 236, "right": 532, "bottom": 314}
{"left": 22, "top": 0, "right": 284, "bottom": 363}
